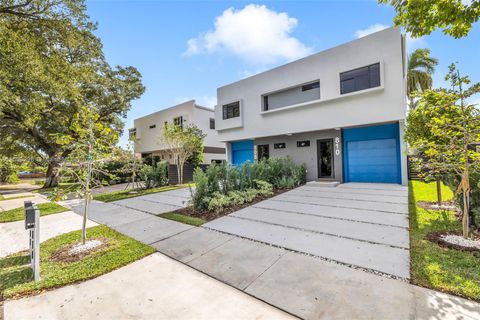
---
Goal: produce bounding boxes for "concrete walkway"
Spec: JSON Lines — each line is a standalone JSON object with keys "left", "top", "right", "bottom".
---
{"left": 204, "top": 183, "right": 410, "bottom": 278}
{"left": 152, "top": 227, "right": 480, "bottom": 319}
{"left": 61, "top": 187, "right": 480, "bottom": 319}
{"left": 111, "top": 187, "right": 192, "bottom": 214}
{"left": 0, "top": 211, "right": 97, "bottom": 257}
{"left": 4, "top": 253, "right": 294, "bottom": 320}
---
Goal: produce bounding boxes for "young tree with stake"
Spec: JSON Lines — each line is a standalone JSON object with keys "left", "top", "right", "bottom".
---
{"left": 159, "top": 123, "right": 205, "bottom": 185}
{"left": 405, "top": 64, "right": 480, "bottom": 238}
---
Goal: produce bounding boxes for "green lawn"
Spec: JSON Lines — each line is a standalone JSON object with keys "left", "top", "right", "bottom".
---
{"left": 0, "top": 225, "right": 155, "bottom": 299}
{"left": 0, "top": 202, "right": 69, "bottom": 223}
{"left": 93, "top": 185, "right": 188, "bottom": 202}
{"left": 409, "top": 180, "right": 480, "bottom": 301}
{"left": 160, "top": 212, "right": 205, "bottom": 226}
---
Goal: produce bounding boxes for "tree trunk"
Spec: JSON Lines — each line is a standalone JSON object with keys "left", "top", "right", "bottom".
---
{"left": 44, "top": 157, "right": 61, "bottom": 188}
{"left": 436, "top": 176, "right": 442, "bottom": 206}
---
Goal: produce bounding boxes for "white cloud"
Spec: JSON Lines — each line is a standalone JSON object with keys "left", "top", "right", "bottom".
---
{"left": 184, "top": 4, "right": 312, "bottom": 65}
{"left": 354, "top": 24, "right": 389, "bottom": 38}
{"left": 175, "top": 96, "right": 217, "bottom": 108}
{"left": 355, "top": 24, "right": 426, "bottom": 52}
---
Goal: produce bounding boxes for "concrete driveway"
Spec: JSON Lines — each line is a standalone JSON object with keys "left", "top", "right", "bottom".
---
{"left": 204, "top": 183, "right": 410, "bottom": 279}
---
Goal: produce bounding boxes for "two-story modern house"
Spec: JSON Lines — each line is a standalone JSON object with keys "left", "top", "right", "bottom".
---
{"left": 214, "top": 27, "right": 408, "bottom": 185}
{"left": 131, "top": 100, "right": 226, "bottom": 164}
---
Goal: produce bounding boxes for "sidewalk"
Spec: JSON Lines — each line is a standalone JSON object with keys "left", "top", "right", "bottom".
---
{"left": 4, "top": 253, "right": 294, "bottom": 320}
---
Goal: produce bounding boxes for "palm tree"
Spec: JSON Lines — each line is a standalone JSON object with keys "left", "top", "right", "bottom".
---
{"left": 407, "top": 48, "right": 438, "bottom": 109}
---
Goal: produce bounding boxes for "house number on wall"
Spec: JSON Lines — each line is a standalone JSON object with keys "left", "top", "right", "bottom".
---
{"left": 334, "top": 137, "right": 340, "bottom": 156}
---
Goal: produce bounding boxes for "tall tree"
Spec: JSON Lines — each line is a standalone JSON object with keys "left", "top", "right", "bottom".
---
{"left": 0, "top": 0, "right": 145, "bottom": 187}
{"left": 407, "top": 48, "right": 438, "bottom": 109}
{"left": 405, "top": 64, "right": 480, "bottom": 237}
{"left": 380, "top": 0, "right": 480, "bottom": 38}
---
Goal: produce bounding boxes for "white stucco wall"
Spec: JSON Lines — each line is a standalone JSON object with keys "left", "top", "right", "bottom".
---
{"left": 214, "top": 27, "right": 407, "bottom": 142}
{"left": 132, "top": 100, "right": 225, "bottom": 164}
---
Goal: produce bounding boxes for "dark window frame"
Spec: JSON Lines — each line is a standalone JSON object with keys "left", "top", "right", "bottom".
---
{"left": 301, "top": 81, "right": 320, "bottom": 92}
{"left": 297, "top": 140, "right": 311, "bottom": 148}
{"left": 274, "top": 143, "right": 286, "bottom": 149}
{"left": 257, "top": 144, "right": 270, "bottom": 161}
{"left": 222, "top": 101, "right": 240, "bottom": 119}
{"left": 340, "top": 63, "right": 380, "bottom": 95}
{"left": 173, "top": 116, "right": 183, "bottom": 128}
{"left": 149, "top": 124, "right": 156, "bottom": 129}
{"left": 209, "top": 118, "right": 215, "bottom": 129}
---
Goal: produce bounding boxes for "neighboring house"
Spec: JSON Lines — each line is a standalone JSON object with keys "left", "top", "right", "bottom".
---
{"left": 130, "top": 100, "right": 226, "bottom": 164}
{"left": 214, "top": 27, "right": 408, "bottom": 185}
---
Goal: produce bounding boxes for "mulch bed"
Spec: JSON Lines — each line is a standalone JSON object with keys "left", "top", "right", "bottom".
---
{"left": 417, "top": 201, "right": 458, "bottom": 212}
{"left": 49, "top": 238, "right": 110, "bottom": 263}
{"left": 426, "top": 230, "right": 480, "bottom": 253}
{"left": 171, "top": 188, "right": 293, "bottom": 222}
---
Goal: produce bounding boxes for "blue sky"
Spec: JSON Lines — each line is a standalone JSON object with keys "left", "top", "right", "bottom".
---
{"left": 86, "top": 0, "right": 480, "bottom": 146}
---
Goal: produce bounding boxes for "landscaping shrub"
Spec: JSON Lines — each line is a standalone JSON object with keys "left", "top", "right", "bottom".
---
{"left": 0, "top": 157, "right": 19, "bottom": 184}
{"left": 191, "top": 157, "right": 305, "bottom": 211}
{"left": 138, "top": 161, "right": 169, "bottom": 189}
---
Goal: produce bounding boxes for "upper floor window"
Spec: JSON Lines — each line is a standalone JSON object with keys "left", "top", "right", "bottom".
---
{"left": 223, "top": 101, "right": 240, "bottom": 119}
{"left": 149, "top": 124, "right": 156, "bottom": 129}
{"left": 209, "top": 118, "right": 215, "bottom": 129}
{"left": 262, "top": 80, "right": 320, "bottom": 111}
{"left": 340, "top": 63, "right": 380, "bottom": 95}
{"left": 128, "top": 128, "right": 137, "bottom": 140}
{"left": 173, "top": 116, "right": 183, "bottom": 128}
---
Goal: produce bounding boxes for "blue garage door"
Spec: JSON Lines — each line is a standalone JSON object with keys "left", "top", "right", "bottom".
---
{"left": 343, "top": 124, "right": 401, "bottom": 184}
{"left": 231, "top": 140, "right": 254, "bottom": 165}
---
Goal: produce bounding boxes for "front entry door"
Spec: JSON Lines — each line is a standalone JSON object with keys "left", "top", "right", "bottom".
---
{"left": 317, "top": 139, "right": 334, "bottom": 179}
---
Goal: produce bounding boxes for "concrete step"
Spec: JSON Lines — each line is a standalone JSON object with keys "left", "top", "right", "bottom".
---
{"left": 306, "top": 181, "right": 340, "bottom": 188}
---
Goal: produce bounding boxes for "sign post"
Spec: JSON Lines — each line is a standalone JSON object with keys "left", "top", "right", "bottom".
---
{"left": 24, "top": 201, "right": 40, "bottom": 282}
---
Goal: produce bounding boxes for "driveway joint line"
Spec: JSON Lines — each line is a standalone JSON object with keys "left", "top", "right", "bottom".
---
{"left": 226, "top": 215, "right": 410, "bottom": 250}
{"left": 250, "top": 205, "right": 408, "bottom": 229}
{"left": 202, "top": 225, "right": 408, "bottom": 281}
{"left": 285, "top": 192, "right": 408, "bottom": 204}
{"left": 243, "top": 251, "right": 286, "bottom": 292}
{"left": 181, "top": 232, "right": 236, "bottom": 264}
{"left": 269, "top": 199, "right": 409, "bottom": 215}
{"left": 297, "top": 188, "right": 408, "bottom": 198}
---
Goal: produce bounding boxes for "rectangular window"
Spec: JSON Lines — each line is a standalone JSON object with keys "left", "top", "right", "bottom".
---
{"left": 209, "top": 118, "right": 215, "bottom": 129}
{"left": 149, "top": 124, "right": 156, "bottom": 129}
{"left": 222, "top": 101, "right": 240, "bottom": 119}
{"left": 173, "top": 116, "right": 183, "bottom": 128}
{"left": 340, "top": 63, "right": 380, "bottom": 94}
{"left": 274, "top": 143, "right": 286, "bottom": 149}
{"left": 129, "top": 128, "right": 137, "bottom": 140}
{"left": 262, "top": 80, "right": 320, "bottom": 111}
{"left": 297, "top": 140, "right": 310, "bottom": 148}
{"left": 257, "top": 144, "right": 269, "bottom": 161}
{"left": 301, "top": 81, "right": 320, "bottom": 91}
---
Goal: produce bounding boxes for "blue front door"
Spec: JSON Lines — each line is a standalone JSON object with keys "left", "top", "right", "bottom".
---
{"left": 231, "top": 140, "right": 254, "bottom": 165}
{"left": 343, "top": 123, "right": 401, "bottom": 184}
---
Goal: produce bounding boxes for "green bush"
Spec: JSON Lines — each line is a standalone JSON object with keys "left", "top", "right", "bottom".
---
{"left": 191, "top": 157, "right": 305, "bottom": 211}
{"left": 0, "top": 158, "right": 19, "bottom": 184}
{"left": 138, "top": 161, "right": 169, "bottom": 189}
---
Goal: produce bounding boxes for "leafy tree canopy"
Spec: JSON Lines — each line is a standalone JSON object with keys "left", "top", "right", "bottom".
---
{"left": 0, "top": 0, "right": 145, "bottom": 187}
{"left": 380, "top": 0, "right": 480, "bottom": 38}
